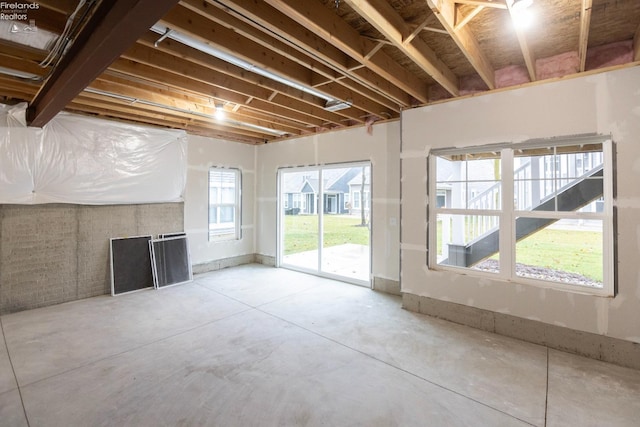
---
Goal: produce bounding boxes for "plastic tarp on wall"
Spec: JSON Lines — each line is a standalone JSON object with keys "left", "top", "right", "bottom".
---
{"left": 0, "top": 103, "right": 187, "bottom": 204}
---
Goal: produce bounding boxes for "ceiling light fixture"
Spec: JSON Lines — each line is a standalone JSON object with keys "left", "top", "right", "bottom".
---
{"left": 324, "top": 99, "right": 352, "bottom": 112}
{"left": 214, "top": 103, "right": 226, "bottom": 120}
{"left": 150, "top": 25, "right": 351, "bottom": 111}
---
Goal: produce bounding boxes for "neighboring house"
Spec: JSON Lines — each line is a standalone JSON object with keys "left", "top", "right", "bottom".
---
{"left": 346, "top": 167, "right": 371, "bottom": 217}
{"left": 435, "top": 151, "right": 604, "bottom": 213}
{"left": 282, "top": 167, "right": 366, "bottom": 215}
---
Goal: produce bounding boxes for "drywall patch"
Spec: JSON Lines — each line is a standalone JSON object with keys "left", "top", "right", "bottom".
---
{"left": 596, "top": 297, "right": 609, "bottom": 335}
{"left": 400, "top": 243, "right": 426, "bottom": 252}
{"left": 400, "top": 150, "right": 428, "bottom": 159}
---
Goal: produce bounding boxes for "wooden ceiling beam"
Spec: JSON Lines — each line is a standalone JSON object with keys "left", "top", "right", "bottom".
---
{"left": 506, "top": 0, "right": 536, "bottom": 81}
{"left": 453, "top": 0, "right": 506, "bottom": 9}
{"left": 455, "top": 5, "right": 484, "bottom": 30}
{"left": 159, "top": 5, "right": 367, "bottom": 123}
{"left": 90, "top": 77, "right": 303, "bottom": 136}
{"left": 266, "top": 0, "right": 430, "bottom": 104}
{"left": 26, "top": 0, "right": 180, "bottom": 127}
{"left": 345, "top": 0, "right": 459, "bottom": 96}
{"left": 69, "top": 98, "right": 267, "bottom": 144}
{"left": 159, "top": 7, "right": 310, "bottom": 96}
{"left": 104, "top": 73, "right": 313, "bottom": 133}
{"left": 428, "top": 0, "right": 495, "bottom": 89}
{"left": 0, "top": 39, "right": 47, "bottom": 63}
{"left": 109, "top": 58, "right": 250, "bottom": 107}
{"left": 108, "top": 59, "right": 333, "bottom": 129}
{"left": 579, "top": 0, "right": 593, "bottom": 72}
{"left": 77, "top": 92, "right": 279, "bottom": 140}
{"left": 172, "top": 0, "right": 386, "bottom": 121}
{"left": 0, "top": 53, "right": 47, "bottom": 78}
{"left": 114, "top": 53, "right": 336, "bottom": 130}
{"left": 217, "top": 0, "right": 410, "bottom": 109}
{"left": 137, "top": 33, "right": 323, "bottom": 107}
{"left": 121, "top": 43, "right": 275, "bottom": 102}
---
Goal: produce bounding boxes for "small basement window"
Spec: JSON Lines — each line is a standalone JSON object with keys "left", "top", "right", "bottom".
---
{"left": 208, "top": 168, "right": 241, "bottom": 241}
{"left": 428, "top": 136, "right": 614, "bottom": 296}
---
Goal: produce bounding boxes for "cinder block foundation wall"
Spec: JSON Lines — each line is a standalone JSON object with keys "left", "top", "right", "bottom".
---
{"left": 0, "top": 203, "right": 183, "bottom": 314}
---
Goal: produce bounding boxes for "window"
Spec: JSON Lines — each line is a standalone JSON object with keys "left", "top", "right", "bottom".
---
{"left": 208, "top": 168, "right": 241, "bottom": 240}
{"left": 292, "top": 193, "right": 301, "bottom": 208}
{"left": 344, "top": 193, "right": 350, "bottom": 209}
{"left": 428, "top": 137, "right": 614, "bottom": 296}
{"left": 353, "top": 191, "right": 361, "bottom": 209}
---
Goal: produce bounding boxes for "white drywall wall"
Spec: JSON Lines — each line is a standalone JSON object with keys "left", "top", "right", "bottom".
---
{"left": 256, "top": 122, "right": 401, "bottom": 282}
{"left": 401, "top": 66, "right": 640, "bottom": 343}
{"left": 184, "top": 134, "right": 256, "bottom": 265}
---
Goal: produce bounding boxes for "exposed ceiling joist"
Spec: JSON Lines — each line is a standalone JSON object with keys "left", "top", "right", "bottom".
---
{"left": 345, "top": 0, "right": 459, "bottom": 96}
{"left": 136, "top": 33, "right": 323, "bottom": 107}
{"left": 26, "top": 0, "right": 181, "bottom": 127}
{"left": 427, "top": 0, "right": 495, "bottom": 90}
{"left": 107, "top": 58, "right": 330, "bottom": 129}
{"left": 266, "top": 0, "right": 430, "bottom": 104}
{"left": 159, "top": 5, "right": 374, "bottom": 123}
{"left": 506, "top": 0, "right": 536, "bottom": 81}
{"left": 455, "top": 5, "right": 484, "bottom": 31}
{"left": 212, "top": 0, "right": 410, "bottom": 110}
{"left": 90, "top": 77, "right": 304, "bottom": 136}
{"left": 453, "top": 0, "right": 506, "bottom": 9}
{"left": 0, "top": 0, "right": 638, "bottom": 143}
{"left": 579, "top": 0, "right": 593, "bottom": 72}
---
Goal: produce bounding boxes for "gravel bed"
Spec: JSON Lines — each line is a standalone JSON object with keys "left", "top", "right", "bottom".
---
{"left": 473, "top": 259, "right": 602, "bottom": 288}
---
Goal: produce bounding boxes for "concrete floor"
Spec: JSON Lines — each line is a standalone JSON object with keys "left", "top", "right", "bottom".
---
{"left": 1, "top": 264, "right": 639, "bottom": 426}
{"left": 282, "top": 243, "right": 370, "bottom": 282}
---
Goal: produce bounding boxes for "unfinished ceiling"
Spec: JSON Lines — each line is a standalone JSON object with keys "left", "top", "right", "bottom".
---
{"left": 0, "top": 0, "right": 638, "bottom": 144}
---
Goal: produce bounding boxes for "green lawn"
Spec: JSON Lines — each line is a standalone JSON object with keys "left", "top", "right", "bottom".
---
{"left": 516, "top": 229, "right": 602, "bottom": 282}
{"left": 436, "top": 220, "right": 602, "bottom": 282}
{"left": 283, "top": 214, "right": 369, "bottom": 255}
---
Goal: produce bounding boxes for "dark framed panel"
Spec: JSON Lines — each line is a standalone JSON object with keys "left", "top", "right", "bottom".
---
{"left": 110, "top": 235, "right": 154, "bottom": 296}
{"left": 150, "top": 235, "right": 192, "bottom": 289}
{"left": 158, "top": 232, "right": 186, "bottom": 239}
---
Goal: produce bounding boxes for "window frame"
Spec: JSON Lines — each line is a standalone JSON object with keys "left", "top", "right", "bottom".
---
{"left": 208, "top": 167, "right": 241, "bottom": 241}
{"left": 427, "top": 136, "right": 615, "bottom": 297}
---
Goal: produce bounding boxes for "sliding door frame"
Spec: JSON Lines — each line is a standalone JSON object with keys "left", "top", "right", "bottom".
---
{"left": 276, "top": 161, "right": 372, "bottom": 287}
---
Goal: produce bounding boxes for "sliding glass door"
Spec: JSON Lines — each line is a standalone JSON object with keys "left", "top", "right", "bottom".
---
{"left": 280, "top": 169, "right": 319, "bottom": 271}
{"left": 278, "top": 162, "right": 371, "bottom": 286}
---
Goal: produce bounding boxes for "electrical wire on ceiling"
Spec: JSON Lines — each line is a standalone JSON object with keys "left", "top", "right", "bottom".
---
{"left": 39, "top": 0, "right": 88, "bottom": 68}
{"left": 0, "top": 0, "right": 98, "bottom": 83}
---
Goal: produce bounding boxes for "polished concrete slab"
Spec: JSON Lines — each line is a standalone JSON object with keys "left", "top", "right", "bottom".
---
{"left": 546, "top": 349, "right": 640, "bottom": 426}
{"left": 1, "top": 264, "right": 639, "bottom": 426}
{"left": 0, "top": 325, "right": 17, "bottom": 394}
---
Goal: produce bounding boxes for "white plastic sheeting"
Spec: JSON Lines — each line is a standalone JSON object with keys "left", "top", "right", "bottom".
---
{"left": 0, "top": 103, "right": 187, "bottom": 204}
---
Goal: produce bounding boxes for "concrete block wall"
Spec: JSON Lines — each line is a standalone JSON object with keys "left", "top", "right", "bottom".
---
{"left": 0, "top": 203, "right": 183, "bottom": 314}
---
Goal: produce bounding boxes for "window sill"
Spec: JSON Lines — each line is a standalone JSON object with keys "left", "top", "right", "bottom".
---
{"left": 428, "top": 264, "right": 615, "bottom": 298}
